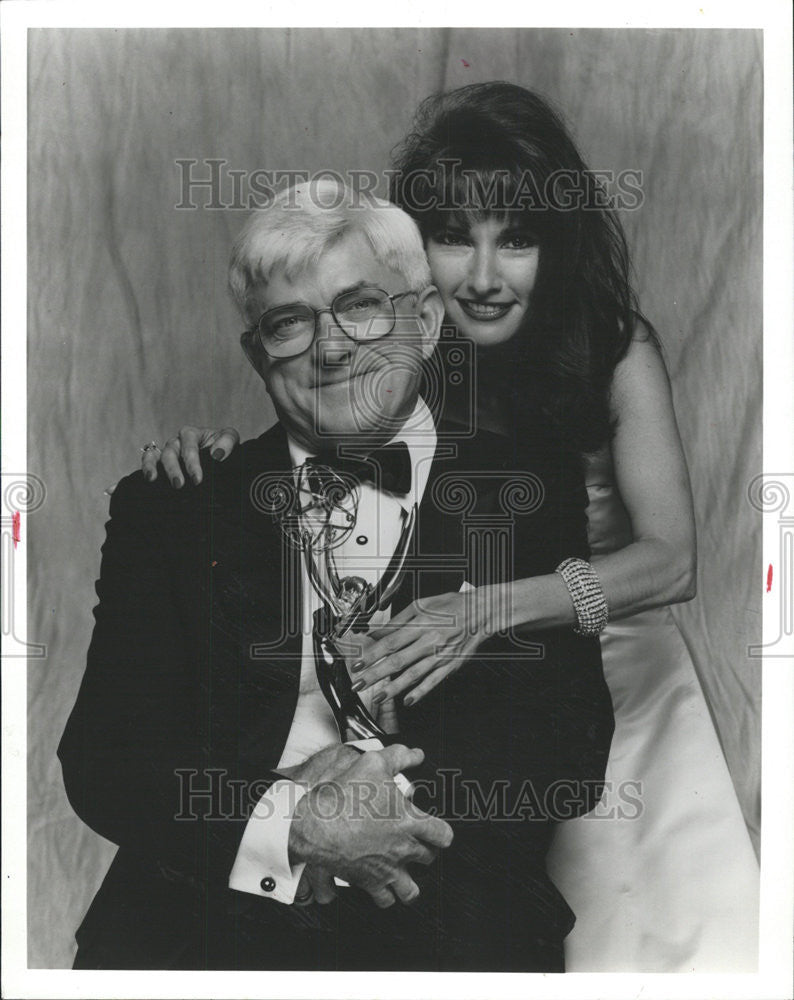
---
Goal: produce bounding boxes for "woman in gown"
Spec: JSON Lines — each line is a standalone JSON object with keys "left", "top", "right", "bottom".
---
{"left": 136, "top": 82, "right": 759, "bottom": 971}
{"left": 549, "top": 448, "right": 759, "bottom": 971}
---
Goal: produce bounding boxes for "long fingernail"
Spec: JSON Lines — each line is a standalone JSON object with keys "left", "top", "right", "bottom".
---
{"left": 143, "top": 471, "right": 153, "bottom": 482}
{"left": 403, "top": 695, "right": 415, "bottom": 707}
{"left": 372, "top": 691, "right": 386, "bottom": 705}
{"left": 351, "top": 678, "right": 365, "bottom": 692}
{"left": 171, "top": 476, "right": 183, "bottom": 488}
{"left": 211, "top": 449, "right": 225, "bottom": 460}
{"left": 351, "top": 660, "right": 365, "bottom": 673}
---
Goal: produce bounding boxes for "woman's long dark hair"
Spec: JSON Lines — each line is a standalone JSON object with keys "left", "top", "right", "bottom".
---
{"left": 390, "top": 81, "right": 649, "bottom": 453}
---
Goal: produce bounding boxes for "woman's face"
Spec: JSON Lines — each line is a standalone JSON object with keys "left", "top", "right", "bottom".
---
{"left": 425, "top": 215, "right": 540, "bottom": 348}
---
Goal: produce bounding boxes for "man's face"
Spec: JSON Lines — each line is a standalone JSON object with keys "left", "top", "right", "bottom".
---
{"left": 248, "top": 231, "right": 439, "bottom": 451}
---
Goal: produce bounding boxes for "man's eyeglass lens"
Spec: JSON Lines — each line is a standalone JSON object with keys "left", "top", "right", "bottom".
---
{"left": 257, "top": 288, "right": 408, "bottom": 358}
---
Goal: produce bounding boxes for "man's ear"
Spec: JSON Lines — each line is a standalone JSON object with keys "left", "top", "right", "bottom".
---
{"left": 240, "top": 328, "right": 269, "bottom": 382}
{"left": 415, "top": 285, "right": 444, "bottom": 359}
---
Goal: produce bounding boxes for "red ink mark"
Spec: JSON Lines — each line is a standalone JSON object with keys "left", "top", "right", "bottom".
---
{"left": 12, "top": 512, "right": 21, "bottom": 548}
{"left": 386, "top": 389, "right": 392, "bottom": 392}
{"left": 766, "top": 564, "right": 773, "bottom": 592}
{"left": 461, "top": 59, "right": 470, "bottom": 67}
{"left": 211, "top": 560, "right": 218, "bottom": 567}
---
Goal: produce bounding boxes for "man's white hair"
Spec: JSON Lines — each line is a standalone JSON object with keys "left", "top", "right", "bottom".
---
{"left": 228, "top": 178, "right": 432, "bottom": 323}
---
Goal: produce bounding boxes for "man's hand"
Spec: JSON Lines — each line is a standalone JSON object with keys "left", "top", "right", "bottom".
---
{"left": 294, "top": 864, "right": 338, "bottom": 906}
{"left": 288, "top": 744, "right": 452, "bottom": 908}
{"left": 277, "top": 743, "right": 360, "bottom": 788}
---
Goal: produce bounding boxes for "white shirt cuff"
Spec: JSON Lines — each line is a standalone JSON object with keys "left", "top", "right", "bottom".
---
{"left": 228, "top": 779, "right": 307, "bottom": 905}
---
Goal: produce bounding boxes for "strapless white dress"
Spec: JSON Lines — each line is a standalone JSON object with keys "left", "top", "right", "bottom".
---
{"left": 546, "top": 452, "right": 759, "bottom": 972}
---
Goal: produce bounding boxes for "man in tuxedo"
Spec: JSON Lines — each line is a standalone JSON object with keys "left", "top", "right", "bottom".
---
{"left": 59, "top": 180, "right": 613, "bottom": 971}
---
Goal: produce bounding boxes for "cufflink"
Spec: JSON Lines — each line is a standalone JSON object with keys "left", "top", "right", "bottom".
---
{"left": 260, "top": 876, "right": 276, "bottom": 892}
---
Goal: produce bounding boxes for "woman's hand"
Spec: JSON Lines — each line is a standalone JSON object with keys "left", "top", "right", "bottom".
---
{"left": 351, "top": 588, "right": 499, "bottom": 707}
{"left": 141, "top": 426, "right": 240, "bottom": 487}
{"left": 105, "top": 425, "right": 240, "bottom": 495}
{"left": 332, "top": 631, "right": 400, "bottom": 732}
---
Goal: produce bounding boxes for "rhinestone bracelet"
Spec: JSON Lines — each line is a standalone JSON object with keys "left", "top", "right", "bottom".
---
{"left": 555, "top": 557, "right": 609, "bottom": 636}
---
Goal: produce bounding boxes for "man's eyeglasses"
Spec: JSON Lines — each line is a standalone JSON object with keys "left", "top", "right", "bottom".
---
{"left": 249, "top": 286, "right": 419, "bottom": 359}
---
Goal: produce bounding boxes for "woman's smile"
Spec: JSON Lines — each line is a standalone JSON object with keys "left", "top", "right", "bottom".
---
{"left": 456, "top": 298, "right": 516, "bottom": 322}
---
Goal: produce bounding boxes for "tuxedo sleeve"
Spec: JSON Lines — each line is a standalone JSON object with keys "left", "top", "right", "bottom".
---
{"left": 228, "top": 781, "right": 307, "bottom": 902}
{"left": 57, "top": 472, "right": 281, "bottom": 886}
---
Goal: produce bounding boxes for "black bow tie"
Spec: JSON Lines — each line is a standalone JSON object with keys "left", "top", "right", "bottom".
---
{"left": 307, "top": 440, "right": 412, "bottom": 495}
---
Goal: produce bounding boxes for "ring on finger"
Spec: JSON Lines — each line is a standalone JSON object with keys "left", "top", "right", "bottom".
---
{"left": 140, "top": 441, "right": 160, "bottom": 454}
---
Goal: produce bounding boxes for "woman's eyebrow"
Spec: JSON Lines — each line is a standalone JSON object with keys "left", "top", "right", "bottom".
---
{"left": 500, "top": 220, "right": 537, "bottom": 233}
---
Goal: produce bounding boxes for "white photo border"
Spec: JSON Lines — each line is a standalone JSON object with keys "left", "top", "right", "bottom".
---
{"left": 2, "top": 2, "right": 792, "bottom": 998}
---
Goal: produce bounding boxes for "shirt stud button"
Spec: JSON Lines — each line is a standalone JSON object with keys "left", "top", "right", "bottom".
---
{"left": 260, "top": 876, "right": 276, "bottom": 892}
{"left": 356, "top": 534, "right": 368, "bottom": 545}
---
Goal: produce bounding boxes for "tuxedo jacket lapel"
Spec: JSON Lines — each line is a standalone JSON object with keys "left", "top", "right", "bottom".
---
{"left": 61, "top": 414, "right": 610, "bottom": 970}
{"left": 196, "top": 423, "right": 304, "bottom": 776}
{"left": 390, "top": 425, "right": 513, "bottom": 612}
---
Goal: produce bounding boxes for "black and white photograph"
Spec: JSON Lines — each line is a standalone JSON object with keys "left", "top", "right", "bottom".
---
{"left": 2, "top": 3, "right": 792, "bottom": 997}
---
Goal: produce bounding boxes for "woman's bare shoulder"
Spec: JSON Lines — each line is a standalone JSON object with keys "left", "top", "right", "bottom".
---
{"left": 614, "top": 319, "right": 669, "bottom": 384}
{"left": 607, "top": 321, "right": 677, "bottom": 434}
